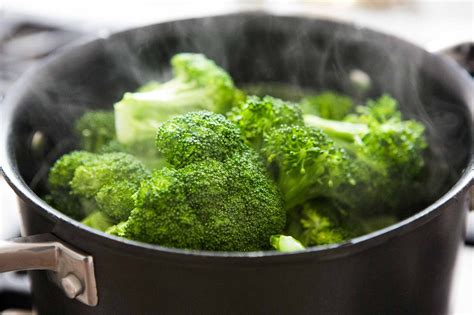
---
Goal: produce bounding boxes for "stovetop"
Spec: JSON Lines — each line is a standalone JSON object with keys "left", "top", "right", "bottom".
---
{"left": 0, "top": 16, "right": 473, "bottom": 315}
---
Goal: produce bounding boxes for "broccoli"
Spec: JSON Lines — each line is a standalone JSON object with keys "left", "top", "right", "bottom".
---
{"left": 113, "top": 111, "right": 286, "bottom": 251}
{"left": 262, "top": 125, "right": 353, "bottom": 210}
{"left": 75, "top": 110, "right": 116, "bottom": 152}
{"left": 48, "top": 151, "right": 96, "bottom": 219}
{"left": 304, "top": 95, "right": 427, "bottom": 213}
{"left": 227, "top": 95, "right": 303, "bottom": 149}
{"left": 48, "top": 151, "right": 149, "bottom": 222}
{"left": 270, "top": 235, "right": 305, "bottom": 252}
{"left": 69, "top": 152, "right": 150, "bottom": 221}
{"left": 81, "top": 211, "right": 114, "bottom": 232}
{"left": 286, "top": 200, "right": 366, "bottom": 247}
{"left": 156, "top": 110, "right": 246, "bottom": 168}
{"left": 343, "top": 94, "right": 400, "bottom": 124}
{"left": 45, "top": 51, "right": 430, "bottom": 252}
{"left": 300, "top": 91, "right": 353, "bottom": 120}
{"left": 114, "top": 53, "right": 241, "bottom": 144}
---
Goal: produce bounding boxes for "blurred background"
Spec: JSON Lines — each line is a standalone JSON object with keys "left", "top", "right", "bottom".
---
{"left": 1, "top": 0, "right": 473, "bottom": 314}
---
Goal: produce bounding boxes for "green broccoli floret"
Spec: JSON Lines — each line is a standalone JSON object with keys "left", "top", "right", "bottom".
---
{"left": 227, "top": 95, "right": 303, "bottom": 149}
{"left": 155, "top": 111, "right": 246, "bottom": 168}
{"left": 270, "top": 235, "right": 305, "bottom": 252}
{"left": 262, "top": 125, "right": 353, "bottom": 210}
{"left": 114, "top": 53, "right": 240, "bottom": 144}
{"left": 286, "top": 200, "right": 366, "bottom": 247}
{"left": 48, "top": 151, "right": 96, "bottom": 219}
{"left": 114, "top": 111, "right": 286, "bottom": 251}
{"left": 75, "top": 110, "right": 115, "bottom": 152}
{"left": 81, "top": 211, "right": 114, "bottom": 232}
{"left": 69, "top": 152, "right": 150, "bottom": 221}
{"left": 300, "top": 91, "right": 353, "bottom": 120}
{"left": 343, "top": 94, "right": 400, "bottom": 124}
{"left": 304, "top": 95, "right": 427, "bottom": 213}
{"left": 48, "top": 151, "right": 149, "bottom": 222}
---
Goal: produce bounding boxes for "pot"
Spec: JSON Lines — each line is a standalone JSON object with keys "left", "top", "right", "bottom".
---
{"left": 0, "top": 13, "right": 472, "bottom": 315}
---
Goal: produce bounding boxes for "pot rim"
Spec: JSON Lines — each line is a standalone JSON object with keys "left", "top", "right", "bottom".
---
{"left": 1, "top": 12, "right": 473, "bottom": 260}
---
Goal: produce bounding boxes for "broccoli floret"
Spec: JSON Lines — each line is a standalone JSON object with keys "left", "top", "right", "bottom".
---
{"left": 344, "top": 94, "right": 400, "bottom": 124}
{"left": 262, "top": 125, "right": 353, "bottom": 210}
{"left": 48, "top": 151, "right": 149, "bottom": 222}
{"left": 304, "top": 95, "right": 427, "bottom": 213}
{"left": 115, "top": 112, "right": 285, "bottom": 251}
{"left": 75, "top": 110, "right": 115, "bottom": 152}
{"left": 114, "top": 53, "right": 240, "bottom": 144}
{"left": 227, "top": 95, "right": 303, "bottom": 149}
{"left": 120, "top": 156, "right": 284, "bottom": 251}
{"left": 300, "top": 91, "right": 353, "bottom": 120}
{"left": 286, "top": 200, "right": 366, "bottom": 247}
{"left": 69, "top": 152, "right": 150, "bottom": 221}
{"left": 270, "top": 235, "right": 305, "bottom": 252}
{"left": 155, "top": 111, "right": 246, "bottom": 168}
{"left": 48, "top": 151, "right": 96, "bottom": 219}
{"left": 81, "top": 211, "right": 114, "bottom": 232}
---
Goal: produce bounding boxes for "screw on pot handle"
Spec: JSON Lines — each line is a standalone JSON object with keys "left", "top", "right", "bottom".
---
{"left": 0, "top": 233, "right": 98, "bottom": 306}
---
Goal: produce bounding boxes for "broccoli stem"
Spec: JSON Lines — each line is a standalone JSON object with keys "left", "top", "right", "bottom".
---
{"left": 303, "top": 114, "right": 367, "bottom": 142}
{"left": 270, "top": 235, "right": 305, "bottom": 252}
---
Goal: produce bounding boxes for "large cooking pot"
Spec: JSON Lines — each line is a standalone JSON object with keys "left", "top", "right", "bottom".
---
{"left": 0, "top": 13, "right": 472, "bottom": 315}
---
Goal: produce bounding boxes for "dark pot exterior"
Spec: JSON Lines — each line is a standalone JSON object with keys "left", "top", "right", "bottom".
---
{"left": 1, "top": 13, "right": 473, "bottom": 315}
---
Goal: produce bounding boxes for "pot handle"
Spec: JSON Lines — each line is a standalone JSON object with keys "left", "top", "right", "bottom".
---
{"left": 0, "top": 233, "right": 98, "bottom": 306}
{"left": 466, "top": 184, "right": 474, "bottom": 245}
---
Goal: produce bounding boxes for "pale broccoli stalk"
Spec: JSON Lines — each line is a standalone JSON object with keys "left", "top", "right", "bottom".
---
{"left": 114, "top": 53, "right": 241, "bottom": 144}
{"left": 270, "top": 235, "right": 305, "bottom": 252}
{"left": 74, "top": 110, "right": 165, "bottom": 169}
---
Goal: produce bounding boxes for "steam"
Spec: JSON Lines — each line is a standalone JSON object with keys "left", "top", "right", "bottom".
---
{"left": 10, "top": 14, "right": 469, "bottom": 211}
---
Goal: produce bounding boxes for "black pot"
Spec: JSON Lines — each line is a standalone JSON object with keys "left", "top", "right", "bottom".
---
{"left": 0, "top": 13, "right": 472, "bottom": 315}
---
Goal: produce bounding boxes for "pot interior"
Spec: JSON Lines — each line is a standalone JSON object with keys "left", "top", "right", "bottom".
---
{"left": 6, "top": 14, "right": 472, "bottom": 221}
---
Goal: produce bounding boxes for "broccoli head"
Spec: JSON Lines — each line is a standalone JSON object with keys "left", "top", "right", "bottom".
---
{"left": 227, "top": 95, "right": 303, "bottom": 150}
{"left": 48, "top": 151, "right": 149, "bottom": 222}
{"left": 155, "top": 111, "right": 246, "bottom": 168}
{"left": 286, "top": 200, "right": 365, "bottom": 247}
{"left": 263, "top": 125, "right": 353, "bottom": 210}
{"left": 304, "top": 95, "right": 427, "bottom": 213}
{"left": 118, "top": 153, "right": 284, "bottom": 251}
{"left": 344, "top": 94, "right": 400, "bottom": 124}
{"left": 69, "top": 152, "right": 150, "bottom": 221}
{"left": 114, "top": 53, "right": 240, "bottom": 144}
{"left": 114, "top": 112, "right": 285, "bottom": 251}
{"left": 48, "top": 151, "right": 96, "bottom": 219}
